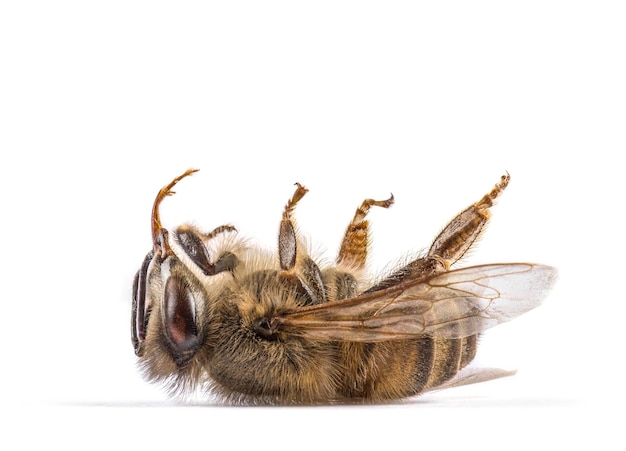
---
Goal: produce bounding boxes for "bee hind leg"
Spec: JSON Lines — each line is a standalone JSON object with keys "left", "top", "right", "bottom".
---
{"left": 364, "top": 173, "right": 510, "bottom": 293}
{"left": 427, "top": 172, "right": 510, "bottom": 268}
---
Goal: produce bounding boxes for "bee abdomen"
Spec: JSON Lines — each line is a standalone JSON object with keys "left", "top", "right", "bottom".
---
{"left": 422, "top": 335, "right": 478, "bottom": 391}
{"left": 409, "top": 338, "right": 436, "bottom": 394}
{"left": 460, "top": 335, "right": 478, "bottom": 369}
{"left": 345, "top": 335, "right": 478, "bottom": 401}
{"left": 424, "top": 338, "right": 463, "bottom": 389}
{"left": 338, "top": 338, "right": 436, "bottom": 401}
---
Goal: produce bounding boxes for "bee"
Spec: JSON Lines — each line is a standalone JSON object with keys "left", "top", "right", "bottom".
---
{"left": 131, "top": 169, "right": 557, "bottom": 404}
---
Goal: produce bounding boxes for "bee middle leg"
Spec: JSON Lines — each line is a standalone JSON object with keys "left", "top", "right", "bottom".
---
{"left": 336, "top": 194, "right": 395, "bottom": 269}
{"left": 277, "top": 183, "right": 326, "bottom": 305}
{"left": 278, "top": 183, "right": 308, "bottom": 271}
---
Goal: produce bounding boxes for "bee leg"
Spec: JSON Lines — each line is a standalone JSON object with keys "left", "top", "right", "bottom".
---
{"left": 279, "top": 183, "right": 308, "bottom": 271}
{"left": 278, "top": 183, "right": 326, "bottom": 305}
{"left": 203, "top": 224, "right": 237, "bottom": 240}
{"left": 364, "top": 175, "right": 510, "bottom": 394}
{"left": 365, "top": 173, "right": 510, "bottom": 293}
{"left": 175, "top": 224, "right": 239, "bottom": 275}
{"left": 422, "top": 175, "right": 511, "bottom": 387}
{"left": 199, "top": 224, "right": 240, "bottom": 273}
{"left": 427, "top": 172, "right": 510, "bottom": 268}
{"left": 336, "top": 194, "right": 395, "bottom": 268}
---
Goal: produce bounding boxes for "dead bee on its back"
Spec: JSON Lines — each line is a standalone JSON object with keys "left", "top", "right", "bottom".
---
{"left": 131, "top": 169, "right": 557, "bottom": 404}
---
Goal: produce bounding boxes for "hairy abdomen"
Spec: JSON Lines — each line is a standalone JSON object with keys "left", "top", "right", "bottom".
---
{"left": 337, "top": 335, "right": 478, "bottom": 401}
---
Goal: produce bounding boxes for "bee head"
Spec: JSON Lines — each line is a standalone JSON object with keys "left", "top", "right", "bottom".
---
{"left": 131, "top": 169, "right": 239, "bottom": 393}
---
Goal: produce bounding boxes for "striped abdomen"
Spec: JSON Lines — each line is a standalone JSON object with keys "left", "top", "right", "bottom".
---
{"left": 337, "top": 335, "right": 477, "bottom": 401}
{"left": 324, "top": 268, "right": 479, "bottom": 401}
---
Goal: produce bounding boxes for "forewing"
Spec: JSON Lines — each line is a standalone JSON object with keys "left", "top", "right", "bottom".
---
{"left": 275, "top": 263, "right": 557, "bottom": 341}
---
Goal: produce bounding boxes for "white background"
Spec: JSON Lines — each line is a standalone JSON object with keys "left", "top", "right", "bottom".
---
{"left": 1, "top": 1, "right": 624, "bottom": 449}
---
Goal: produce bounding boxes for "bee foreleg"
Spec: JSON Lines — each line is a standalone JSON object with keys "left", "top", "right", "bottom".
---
{"left": 175, "top": 225, "right": 239, "bottom": 275}
{"left": 202, "top": 224, "right": 238, "bottom": 240}
{"left": 337, "top": 194, "right": 394, "bottom": 268}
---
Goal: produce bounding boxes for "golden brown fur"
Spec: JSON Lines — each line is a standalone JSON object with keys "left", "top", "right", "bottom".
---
{"left": 131, "top": 170, "right": 557, "bottom": 404}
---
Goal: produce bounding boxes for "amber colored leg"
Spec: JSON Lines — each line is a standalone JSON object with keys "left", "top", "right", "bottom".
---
{"left": 337, "top": 194, "right": 394, "bottom": 269}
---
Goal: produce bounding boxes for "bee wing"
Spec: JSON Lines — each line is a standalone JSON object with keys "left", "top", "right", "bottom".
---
{"left": 275, "top": 263, "right": 557, "bottom": 341}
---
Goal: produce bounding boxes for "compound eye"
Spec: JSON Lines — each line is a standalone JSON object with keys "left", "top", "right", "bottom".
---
{"left": 164, "top": 275, "right": 200, "bottom": 354}
{"left": 132, "top": 251, "right": 154, "bottom": 356}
